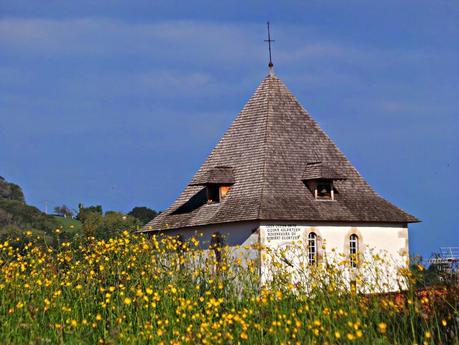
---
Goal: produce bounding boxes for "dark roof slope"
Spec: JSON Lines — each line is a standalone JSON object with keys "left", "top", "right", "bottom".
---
{"left": 143, "top": 74, "right": 418, "bottom": 232}
{"left": 189, "top": 166, "right": 235, "bottom": 186}
{"left": 302, "top": 162, "right": 346, "bottom": 181}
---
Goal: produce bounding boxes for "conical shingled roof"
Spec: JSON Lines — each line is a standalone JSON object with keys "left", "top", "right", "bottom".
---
{"left": 144, "top": 74, "right": 418, "bottom": 232}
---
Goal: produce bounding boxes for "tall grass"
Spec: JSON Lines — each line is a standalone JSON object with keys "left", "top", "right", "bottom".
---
{"left": 0, "top": 231, "right": 457, "bottom": 344}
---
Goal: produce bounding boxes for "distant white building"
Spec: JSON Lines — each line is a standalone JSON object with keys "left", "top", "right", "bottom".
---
{"left": 142, "top": 66, "right": 418, "bottom": 292}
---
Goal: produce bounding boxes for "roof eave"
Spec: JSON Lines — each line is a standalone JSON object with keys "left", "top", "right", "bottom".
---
{"left": 140, "top": 216, "right": 421, "bottom": 233}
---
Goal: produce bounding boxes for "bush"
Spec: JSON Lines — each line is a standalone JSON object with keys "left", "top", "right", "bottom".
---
{"left": 81, "top": 211, "right": 140, "bottom": 239}
{"left": 76, "top": 204, "right": 103, "bottom": 223}
{"left": 0, "top": 178, "right": 25, "bottom": 203}
{"left": 128, "top": 206, "right": 158, "bottom": 225}
{"left": 0, "top": 200, "right": 57, "bottom": 234}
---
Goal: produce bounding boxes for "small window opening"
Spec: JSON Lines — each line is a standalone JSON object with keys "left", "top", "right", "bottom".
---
{"left": 308, "top": 232, "right": 317, "bottom": 265}
{"left": 207, "top": 185, "right": 220, "bottom": 203}
{"left": 219, "top": 185, "right": 231, "bottom": 199}
{"left": 315, "top": 181, "right": 334, "bottom": 200}
{"left": 207, "top": 185, "right": 231, "bottom": 204}
{"left": 349, "top": 234, "right": 359, "bottom": 268}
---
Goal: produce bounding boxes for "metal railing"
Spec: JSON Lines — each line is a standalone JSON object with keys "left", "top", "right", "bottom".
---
{"left": 429, "top": 247, "right": 459, "bottom": 265}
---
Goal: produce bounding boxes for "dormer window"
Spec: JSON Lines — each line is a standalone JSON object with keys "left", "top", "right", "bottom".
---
{"left": 302, "top": 162, "right": 346, "bottom": 201}
{"left": 207, "top": 184, "right": 231, "bottom": 204}
{"left": 189, "top": 166, "right": 235, "bottom": 205}
{"left": 316, "top": 181, "right": 333, "bottom": 200}
{"left": 207, "top": 185, "right": 220, "bottom": 203}
{"left": 219, "top": 185, "right": 231, "bottom": 199}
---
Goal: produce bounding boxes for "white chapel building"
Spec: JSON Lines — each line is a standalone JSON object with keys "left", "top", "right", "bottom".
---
{"left": 142, "top": 66, "right": 418, "bottom": 292}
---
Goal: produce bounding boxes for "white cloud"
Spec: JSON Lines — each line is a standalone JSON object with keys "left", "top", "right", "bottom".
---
{"left": 0, "top": 17, "right": 394, "bottom": 67}
{"left": 1, "top": 17, "right": 447, "bottom": 91}
{"left": 0, "top": 18, "right": 262, "bottom": 63}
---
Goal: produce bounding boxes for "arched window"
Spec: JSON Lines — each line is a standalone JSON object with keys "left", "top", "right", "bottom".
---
{"left": 308, "top": 232, "right": 317, "bottom": 265}
{"left": 349, "top": 234, "right": 359, "bottom": 268}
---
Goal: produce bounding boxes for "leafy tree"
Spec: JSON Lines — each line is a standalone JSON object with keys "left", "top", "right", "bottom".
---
{"left": 82, "top": 211, "right": 140, "bottom": 239}
{"left": 0, "top": 176, "right": 57, "bottom": 246}
{"left": 81, "top": 212, "right": 104, "bottom": 236}
{"left": 0, "top": 177, "right": 25, "bottom": 203}
{"left": 0, "top": 199, "right": 57, "bottom": 234}
{"left": 53, "top": 204, "right": 73, "bottom": 218}
{"left": 128, "top": 206, "right": 158, "bottom": 225}
{"left": 8, "top": 183, "right": 25, "bottom": 203}
{"left": 76, "top": 204, "right": 103, "bottom": 222}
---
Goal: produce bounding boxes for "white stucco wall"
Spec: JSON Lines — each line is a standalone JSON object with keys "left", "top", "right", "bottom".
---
{"left": 155, "top": 221, "right": 409, "bottom": 293}
{"left": 259, "top": 222, "right": 409, "bottom": 292}
{"left": 156, "top": 221, "right": 260, "bottom": 248}
{"left": 260, "top": 222, "right": 409, "bottom": 261}
{"left": 152, "top": 221, "right": 261, "bottom": 268}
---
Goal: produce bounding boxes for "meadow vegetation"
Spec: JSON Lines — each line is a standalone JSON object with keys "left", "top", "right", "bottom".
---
{"left": 0, "top": 231, "right": 457, "bottom": 344}
{"left": 1, "top": 176, "right": 157, "bottom": 248}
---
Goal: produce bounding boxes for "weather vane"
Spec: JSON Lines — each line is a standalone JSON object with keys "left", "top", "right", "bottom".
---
{"left": 264, "top": 21, "right": 275, "bottom": 70}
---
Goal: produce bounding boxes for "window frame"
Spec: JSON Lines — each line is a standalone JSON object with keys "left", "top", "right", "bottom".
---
{"left": 349, "top": 234, "right": 359, "bottom": 268}
{"left": 219, "top": 185, "right": 231, "bottom": 200}
{"left": 207, "top": 184, "right": 232, "bottom": 204}
{"left": 315, "top": 180, "right": 334, "bottom": 201}
{"left": 308, "top": 232, "right": 318, "bottom": 265}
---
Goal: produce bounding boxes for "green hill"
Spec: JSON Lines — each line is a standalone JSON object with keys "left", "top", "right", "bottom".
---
{"left": 0, "top": 176, "right": 59, "bottom": 243}
{"left": 0, "top": 176, "right": 25, "bottom": 202}
{"left": 53, "top": 216, "right": 82, "bottom": 235}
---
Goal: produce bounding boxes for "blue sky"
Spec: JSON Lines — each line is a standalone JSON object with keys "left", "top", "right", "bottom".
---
{"left": 0, "top": 1, "right": 458, "bottom": 258}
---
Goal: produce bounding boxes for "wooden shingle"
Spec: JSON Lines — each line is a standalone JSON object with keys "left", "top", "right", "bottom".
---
{"left": 189, "top": 167, "right": 235, "bottom": 186}
{"left": 302, "top": 162, "right": 346, "bottom": 181}
{"left": 143, "top": 74, "right": 418, "bottom": 232}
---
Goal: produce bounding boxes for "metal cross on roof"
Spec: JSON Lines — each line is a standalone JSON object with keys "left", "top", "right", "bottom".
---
{"left": 264, "top": 21, "right": 275, "bottom": 69}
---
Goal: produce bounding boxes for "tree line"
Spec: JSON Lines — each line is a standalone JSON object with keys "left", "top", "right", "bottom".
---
{"left": 0, "top": 176, "right": 158, "bottom": 245}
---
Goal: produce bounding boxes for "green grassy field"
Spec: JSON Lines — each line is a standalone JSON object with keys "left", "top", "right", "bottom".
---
{"left": 52, "top": 216, "right": 82, "bottom": 234}
{"left": 52, "top": 216, "right": 82, "bottom": 231}
{"left": 0, "top": 232, "right": 457, "bottom": 344}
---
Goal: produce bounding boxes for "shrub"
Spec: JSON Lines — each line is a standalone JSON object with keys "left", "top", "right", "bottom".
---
{"left": 0, "top": 200, "right": 57, "bottom": 234}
